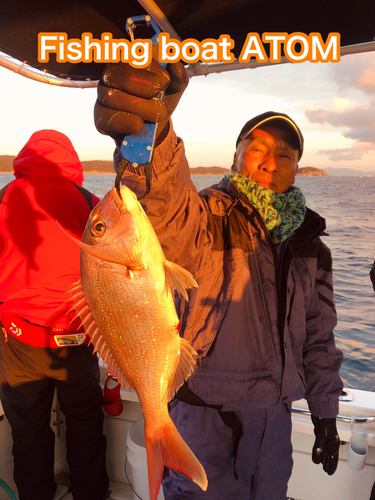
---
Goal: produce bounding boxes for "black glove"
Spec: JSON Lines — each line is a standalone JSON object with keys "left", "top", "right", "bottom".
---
{"left": 311, "top": 415, "right": 340, "bottom": 475}
{"left": 94, "top": 59, "right": 189, "bottom": 145}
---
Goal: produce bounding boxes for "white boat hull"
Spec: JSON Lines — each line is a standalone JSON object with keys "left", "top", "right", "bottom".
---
{"left": 1, "top": 368, "right": 375, "bottom": 500}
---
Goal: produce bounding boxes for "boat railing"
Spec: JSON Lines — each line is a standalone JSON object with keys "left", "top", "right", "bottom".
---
{"left": 290, "top": 387, "right": 375, "bottom": 447}
{"left": 291, "top": 407, "right": 375, "bottom": 424}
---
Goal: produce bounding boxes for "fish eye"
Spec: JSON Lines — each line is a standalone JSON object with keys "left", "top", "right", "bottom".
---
{"left": 90, "top": 220, "right": 106, "bottom": 237}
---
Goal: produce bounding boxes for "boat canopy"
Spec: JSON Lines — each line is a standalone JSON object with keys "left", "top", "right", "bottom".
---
{"left": 1, "top": 0, "right": 374, "bottom": 85}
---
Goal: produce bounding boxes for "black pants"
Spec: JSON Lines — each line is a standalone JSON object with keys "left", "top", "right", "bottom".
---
{"left": 0, "top": 334, "right": 109, "bottom": 500}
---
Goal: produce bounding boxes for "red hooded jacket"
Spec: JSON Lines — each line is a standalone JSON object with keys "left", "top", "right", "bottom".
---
{"left": 0, "top": 130, "right": 99, "bottom": 347}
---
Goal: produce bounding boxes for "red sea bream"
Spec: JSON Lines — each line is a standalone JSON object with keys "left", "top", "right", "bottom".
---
{"left": 67, "top": 184, "right": 208, "bottom": 500}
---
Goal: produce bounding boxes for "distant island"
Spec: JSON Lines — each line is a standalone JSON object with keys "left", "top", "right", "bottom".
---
{"left": 0, "top": 155, "right": 16, "bottom": 172}
{"left": 190, "top": 166, "right": 230, "bottom": 175}
{"left": 0, "top": 157, "right": 230, "bottom": 175}
{"left": 79, "top": 160, "right": 114, "bottom": 173}
{"left": 0, "top": 156, "right": 115, "bottom": 174}
{"left": 0, "top": 156, "right": 326, "bottom": 176}
{"left": 296, "top": 166, "right": 328, "bottom": 176}
{"left": 190, "top": 166, "right": 329, "bottom": 176}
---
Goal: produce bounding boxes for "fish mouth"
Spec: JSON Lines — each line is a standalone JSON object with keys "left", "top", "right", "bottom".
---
{"left": 111, "top": 186, "right": 125, "bottom": 211}
{"left": 111, "top": 185, "right": 140, "bottom": 215}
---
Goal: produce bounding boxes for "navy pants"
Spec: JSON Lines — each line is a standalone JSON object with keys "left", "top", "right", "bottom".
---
{"left": 0, "top": 334, "right": 109, "bottom": 500}
{"left": 162, "top": 400, "right": 293, "bottom": 500}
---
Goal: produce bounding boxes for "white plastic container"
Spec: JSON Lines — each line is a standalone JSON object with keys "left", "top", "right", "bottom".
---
{"left": 126, "top": 419, "right": 164, "bottom": 500}
{"left": 348, "top": 417, "right": 369, "bottom": 471}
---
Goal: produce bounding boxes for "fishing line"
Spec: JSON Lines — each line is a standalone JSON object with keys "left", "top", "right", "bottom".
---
{"left": 115, "top": 159, "right": 152, "bottom": 200}
{"left": 115, "top": 158, "right": 131, "bottom": 195}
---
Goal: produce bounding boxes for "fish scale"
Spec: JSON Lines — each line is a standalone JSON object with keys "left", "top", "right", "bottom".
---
{"left": 67, "top": 184, "right": 208, "bottom": 500}
{"left": 84, "top": 264, "right": 180, "bottom": 392}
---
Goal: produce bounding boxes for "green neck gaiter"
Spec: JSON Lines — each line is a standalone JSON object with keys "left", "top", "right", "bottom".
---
{"left": 224, "top": 171, "right": 306, "bottom": 244}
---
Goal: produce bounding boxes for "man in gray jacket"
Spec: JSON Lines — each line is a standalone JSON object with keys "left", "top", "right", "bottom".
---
{"left": 94, "top": 60, "right": 343, "bottom": 500}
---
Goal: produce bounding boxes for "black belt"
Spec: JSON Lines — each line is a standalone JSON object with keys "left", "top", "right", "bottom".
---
{"left": 174, "top": 382, "right": 243, "bottom": 480}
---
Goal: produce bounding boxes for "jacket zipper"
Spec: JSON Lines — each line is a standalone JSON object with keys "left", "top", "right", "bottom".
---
{"left": 230, "top": 186, "right": 327, "bottom": 389}
{"left": 278, "top": 218, "right": 326, "bottom": 338}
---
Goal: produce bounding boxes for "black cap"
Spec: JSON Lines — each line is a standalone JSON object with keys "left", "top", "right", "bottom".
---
{"left": 236, "top": 111, "right": 304, "bottom": 160}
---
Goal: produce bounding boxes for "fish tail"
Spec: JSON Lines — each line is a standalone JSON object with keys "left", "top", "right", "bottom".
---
{"left": 145, "top": 419, "right": 208, "bottom": 500}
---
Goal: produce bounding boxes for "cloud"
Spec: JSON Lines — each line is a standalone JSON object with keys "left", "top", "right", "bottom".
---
{"left": 306, "top": 101, "right": 375, "bottom": 129}
{"left": 343, "top": 127, "right": 375, "bottom": 143}
{"left": 332, "top": 52, "right": 375, "bottom": 95}
{"left": 304, "top": 105, "right": 328, "bottom": 124}
{"left": 305, "top": 95, "right": 375, "bottom": 161}
{"left": 318, "top": 142, "right": 375, "bottom": 161}
{"left": 302, "top": 53, "right": 375, "bottom": 162}
{"left": 332, "top": 96, "right": 351, "bottom": 112}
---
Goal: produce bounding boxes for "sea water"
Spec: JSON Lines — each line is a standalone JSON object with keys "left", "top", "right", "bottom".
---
{"left": 1, "top": 173, "right": 375, "bottom": 392}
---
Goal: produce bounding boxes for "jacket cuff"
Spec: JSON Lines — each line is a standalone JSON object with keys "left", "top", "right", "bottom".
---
{"left": 308, "top": 400, "right": 340, "bottom": 419}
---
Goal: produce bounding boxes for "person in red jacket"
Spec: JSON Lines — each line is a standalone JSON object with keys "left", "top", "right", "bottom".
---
{"left": 0, "top": 130, "right": 109, "bottom": 500}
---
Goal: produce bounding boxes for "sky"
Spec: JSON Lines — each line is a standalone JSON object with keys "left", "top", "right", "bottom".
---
{"left": 0, "top": 50, "right": 374, "bottom": 171}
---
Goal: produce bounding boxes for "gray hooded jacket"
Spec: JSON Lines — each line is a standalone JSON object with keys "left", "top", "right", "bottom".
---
{"left": 117, "top": 124, "right": 343, "bottom": 418}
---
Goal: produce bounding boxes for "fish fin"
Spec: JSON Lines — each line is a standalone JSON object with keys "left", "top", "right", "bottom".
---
{"left": 63, "top": 278, "right": 84, "bottom": 296}
{"left": 74, "top": 239, "right": 144, "bottom": 270}
{"left": 66, "top": 280, "right": 133, "bottom": 392}
{"left": 163, "top": 261, "right": 198, "bottom": 301}
{"left": 87, "top": 330, "right": 133, "bottom": 392}
{"left": 167, "top": 337, "right": 197, "bottom": 402}
{"left": 65, "top": 280, "right": 95, "bottom": 330}
{"left": 66, "top": 280, "right": 102, "bottom": 344}
{"left": 58, "top": 220, "right": 143, "bottom": 269}
{"left": 105, "top": 353, "right": 133, "bottom": 392}
{"left": 145, "top": 418, "right": 207, "bottom": 500}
